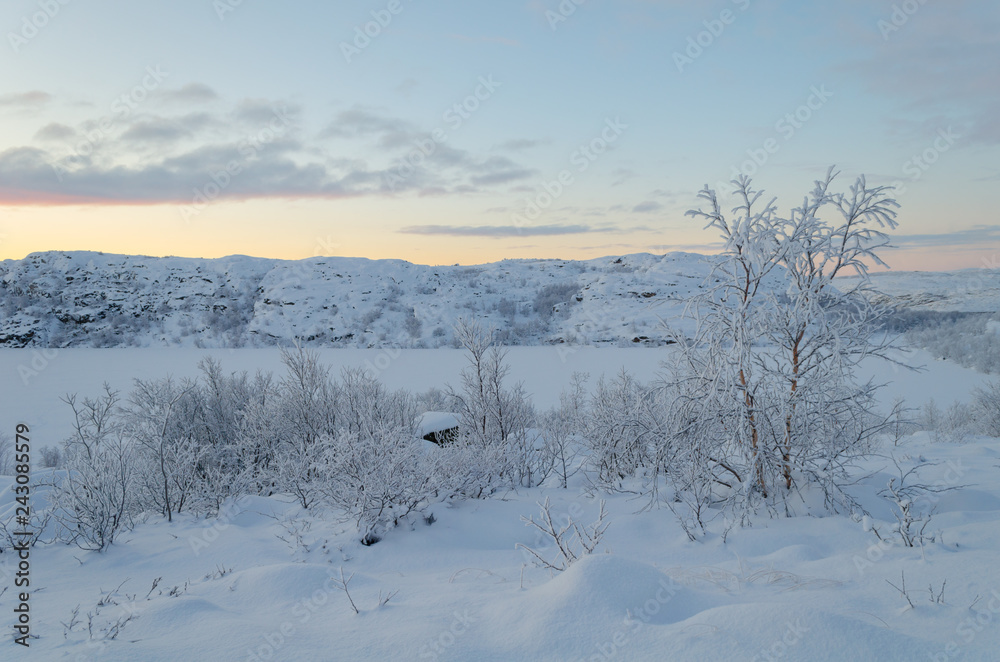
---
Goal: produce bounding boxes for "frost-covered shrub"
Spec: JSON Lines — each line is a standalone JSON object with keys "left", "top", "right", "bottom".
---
{"left": 0, "top": 434, "right": 12, "bottom": 475}
{"left": 971, "top": 381, "right": 1000, "bottom": 436}
{"left": 403, "top": 307, "right": 422, "bottom": 339}
{"left": 313, "top": 423, "right": 438, "bottom": 541}
{"left": 446, "top": 319, "right": 540, "bottom": 492}
{"left": 49, "top": 387, "right": 140, "bottom": 551}
{"left": 582, "top": 371, "right": 657, "bottom": 488}
{"left": 901, "top": 312, "right": 1000, "bottom": 374}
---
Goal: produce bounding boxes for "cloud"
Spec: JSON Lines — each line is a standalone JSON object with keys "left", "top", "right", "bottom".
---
{"left": 395, "top": 78, "right": 419, "bottom": 98}
{"left": 0, "top": 91, "right": 51, "bottom": 109}
{"left": 611, "top": 168, "right": 636, "bottom": 186}
{"left": 467, "top": 156, "right": 536, "bottom": 186}
{"left": 891, "top": 225, "right": 1000, "bottom": 249}
{"left": 495, "top": 138, "right": 549, "bottom": 151}
{"left": 834, "top": 0, "right": 1000, "bottom": 147}
{"left": 120, "top": 118, "right": 195, "bottom": 144}
{"left": 159, "top": 83, "right": 219, "bottom": 104}
{"left": 0, "top": 98, "right": 535, "bottom": 205}
{"left": 632, "top": 200, "right": 663, "bottom": 213}
{"left": 234, "top": 99, "right": 302, "bottom": 127}
{"left": 319, "top": 107, "right": 417, "bottom": 148}
{"left": 0, "top": 142, "right": 377, "bottom": 206}
{"left": 398, "top": 224, "right": 614, "bottom": 237}
{"left": 34, "top": 123, "right": 77, "bottom": 142}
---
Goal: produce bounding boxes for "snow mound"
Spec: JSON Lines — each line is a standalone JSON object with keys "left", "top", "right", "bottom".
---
{"left": 527, "top": 554, "right": 711, "bottom": 625}
{"left": 479, "top": 555, "right": 721, "bottom": 659}
{"left": 216, "top": 563, "right": 340, "bottom": 607}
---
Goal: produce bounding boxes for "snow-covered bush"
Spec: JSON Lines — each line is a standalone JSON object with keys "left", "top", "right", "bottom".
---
{"left": 539, "top": 372, "right": 589, "bottom": 489}
{"left": 447, "top": 318, "right": 541, "bottom": 491}
{"left": 314, "top": 423, "right": 438, "bottom": 543}
{"left": 971, "top": 380, "right": 1000, "bottom": 436}
{"left": 533, "top": 282, "right": 579, "bottom": 321}
{"left": 49, "top": 387, "right": 140, "bottom": 551}
{"left": 270, "top": 348, "right": 342, "bottom": 509}
{"left": 902, "top": 311, "right": 1000, "bottom": 375}
{"left": 582, "top": 371, "right": 658, "bottom": 489}
{"left": 0, "top": 433, "right": 12, "bottom": 475}
{"left": 516, "top": 497, "right": 609, "bottom": 571}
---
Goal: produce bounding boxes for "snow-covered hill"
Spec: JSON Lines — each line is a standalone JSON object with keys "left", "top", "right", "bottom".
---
{"left": 842, "top": 268, "right": 1000, "bottom": 314}
{"left": 3, "top": 250, "right": 998, "bottom": 348}
{"left": 0, "top": 251, "right": 715, "bottom": 348}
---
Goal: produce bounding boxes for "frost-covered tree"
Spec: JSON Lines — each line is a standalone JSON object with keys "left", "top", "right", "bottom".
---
{"left": 672, "top": 167, "right": 900, "bottom": 515}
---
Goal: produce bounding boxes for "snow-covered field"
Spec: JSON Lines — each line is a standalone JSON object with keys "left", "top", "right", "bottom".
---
{"left": 2, "top": 347, "right": 1000, "bottom": 660}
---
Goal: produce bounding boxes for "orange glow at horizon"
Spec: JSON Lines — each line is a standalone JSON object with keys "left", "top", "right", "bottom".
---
{"left": 1, "top": 201, "right": 995, "bottom": 272}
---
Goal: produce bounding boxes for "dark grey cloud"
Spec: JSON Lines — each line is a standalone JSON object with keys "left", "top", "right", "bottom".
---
{"left": 399, "top": 224, "right": 614, "bottom": 237}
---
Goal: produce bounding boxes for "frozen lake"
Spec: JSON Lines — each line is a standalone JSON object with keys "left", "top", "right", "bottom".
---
{"left": 1, "top": 346, "right": 991, "bottom": 449}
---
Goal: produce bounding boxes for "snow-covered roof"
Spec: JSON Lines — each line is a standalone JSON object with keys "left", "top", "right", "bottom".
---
{"left": 417, "top": 411, "right": 460, "bottom": 436}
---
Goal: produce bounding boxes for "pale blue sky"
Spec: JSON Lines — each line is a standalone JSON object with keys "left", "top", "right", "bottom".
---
{"left": 0, "top": 0, "right": 997, "bottom": 269}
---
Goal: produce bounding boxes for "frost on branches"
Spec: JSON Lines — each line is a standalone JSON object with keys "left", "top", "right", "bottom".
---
{"left": 662, "top": 167, "right": 903, "bottom": 531}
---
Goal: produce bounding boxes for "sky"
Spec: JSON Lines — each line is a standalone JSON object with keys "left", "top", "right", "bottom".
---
{"left": 0, "top": 0, "right": 997, "bottom": 270}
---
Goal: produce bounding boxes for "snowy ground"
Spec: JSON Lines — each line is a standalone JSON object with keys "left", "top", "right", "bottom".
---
{"left": 2, "top": 348, "right": 1000, "bottom": 660}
